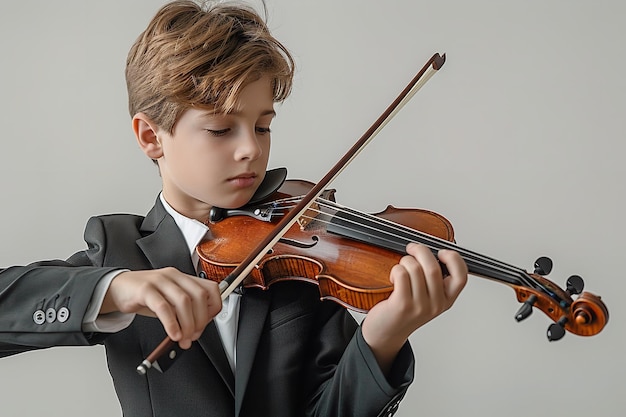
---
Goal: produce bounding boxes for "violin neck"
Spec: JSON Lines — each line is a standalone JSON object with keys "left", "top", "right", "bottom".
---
{"left": 326, "top": 204, "right": 536, "bottom": 289}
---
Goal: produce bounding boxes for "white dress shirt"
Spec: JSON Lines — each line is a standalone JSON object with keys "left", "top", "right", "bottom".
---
{"left": 82, "top": 193, "right": 241, "bottom": 372}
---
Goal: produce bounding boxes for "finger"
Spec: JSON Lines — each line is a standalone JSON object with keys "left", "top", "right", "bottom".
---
{"left": 139, "top": 270, "right": 202, "bottom": 344}
{"left": 406, "top": 243, "right": 445, "bottom": 301}
{"left": 166, "top": 286, "right": 198, "bottom": 342}
{"left": 117, "top": 269, "right": 222, "bottom": 347}
{"left": 192, "top": 279, "right": 223, "bottom": 335}
{"left": 389, "top": 262, "right": 415, "bottom": 307}
{"left": 143, "top": 288, "right": 183, "bottom": 342}
{"left": 170, "top": 275, "right": 219, "bottom": 334}
{"left": 145, "top": 271, "right": 199, "bottom": 340}
{"left": 396, "top": 254, "right": 426, "bottom": 303}
{"left": 162, "top": 273, "right": 222, "bottom": 341}
{"left": 437, "top": 249, "right": 468, "bottom": 302}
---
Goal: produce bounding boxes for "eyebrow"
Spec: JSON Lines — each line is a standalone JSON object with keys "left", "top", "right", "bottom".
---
{"left": 258, "top": 110, "right": 277, "bottom": 118}
{"left": 199, "top": 109, "right": 276, "bottom": 118}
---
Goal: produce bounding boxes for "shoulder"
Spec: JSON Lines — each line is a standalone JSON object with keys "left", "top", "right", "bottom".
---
{"left": 75, "top": 213, "right": 150, "bottom": 268}
{"left": 90, "top": 213, "right": 145, "bottom": 226}
{"left": 82, "top": 213, "right": 145, "bottom": 249}
{"left": 83, "top": 213, "right": 143, "bottom": 237}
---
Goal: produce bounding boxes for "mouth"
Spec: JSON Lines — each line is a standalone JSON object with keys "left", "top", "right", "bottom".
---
{"left": 227, "top": 172, "right": 257, "bottom": 188}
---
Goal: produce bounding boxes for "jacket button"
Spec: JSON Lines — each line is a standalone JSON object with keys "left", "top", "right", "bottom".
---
{"left": 33, "top": 310, "right": 45, "bottom": 325}
{"left": 45, "top": 307, "right": 57, "bottom": 323}
{"left": 57, "top": 307, "right": 70, "bottom": 323}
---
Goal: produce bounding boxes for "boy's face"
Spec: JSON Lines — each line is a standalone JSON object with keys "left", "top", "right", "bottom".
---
{"left": 156, "top": 76, "right": 275, "bottom": 221}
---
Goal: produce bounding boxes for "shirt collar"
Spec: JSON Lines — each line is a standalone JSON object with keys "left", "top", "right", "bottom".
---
{"left": 159, "top": 193, "right": 209, "bottom": 257}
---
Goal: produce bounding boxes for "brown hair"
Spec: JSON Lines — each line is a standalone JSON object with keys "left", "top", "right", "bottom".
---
{"left": 125, "top": 0, "right": 295, "bottom": 133}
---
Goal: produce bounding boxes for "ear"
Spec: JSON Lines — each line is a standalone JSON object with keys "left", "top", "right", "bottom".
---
{"left": 132, "top": 113, "right": 164, "bottom": 160}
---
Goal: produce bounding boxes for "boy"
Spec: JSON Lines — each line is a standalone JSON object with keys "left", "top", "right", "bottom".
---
{"left": 0, "top": 1, "right": 467, "bottom": 416}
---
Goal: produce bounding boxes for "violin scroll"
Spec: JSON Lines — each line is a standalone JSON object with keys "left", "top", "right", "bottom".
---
{"left": 513, "top": 270, "right": 608, "bottom": 340}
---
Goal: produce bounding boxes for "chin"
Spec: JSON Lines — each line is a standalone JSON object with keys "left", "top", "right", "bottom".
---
{"left": 221, "top": 193, "right": 256, "bottom": 209}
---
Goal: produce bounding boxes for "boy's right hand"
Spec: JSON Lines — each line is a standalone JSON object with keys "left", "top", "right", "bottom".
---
{"left": 100, "top": 268, "right": 222, "bottom": 349}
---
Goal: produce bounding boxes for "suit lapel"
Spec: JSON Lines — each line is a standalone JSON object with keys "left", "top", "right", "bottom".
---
{"left": 136, "top": 198, "right": 235, "bottom": 397}
{"left": 136, "top": 199, "right": 196, "bottom": 275}
{"left": 234, "top": 291, "right": 271, "bottom": 417}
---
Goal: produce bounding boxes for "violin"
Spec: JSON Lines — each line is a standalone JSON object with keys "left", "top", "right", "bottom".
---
{"left": 198, "top": 177, "right": 608, "bottom": 338}
{"left": 135, "top": 53, "right": 609, "bottom": 375}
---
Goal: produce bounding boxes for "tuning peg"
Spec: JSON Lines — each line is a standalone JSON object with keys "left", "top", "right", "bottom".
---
{"left": 515, "top": 294, "right": 537, "bottom": 322}
{"left": 534, "top": 256, "right": 553, "bottom": 275}
{"left": 547, "top": 316, "right": 568, "bottom": 341}
{"left": 566, "top": 275, "right": 584, "bottom": 296}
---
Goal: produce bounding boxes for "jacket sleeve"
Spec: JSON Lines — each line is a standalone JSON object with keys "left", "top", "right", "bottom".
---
{"left": 305, "top": 303, "right": 415, "bottom": 417}
{"left": 0, "top": 216, "right": 123, "bottom": 355}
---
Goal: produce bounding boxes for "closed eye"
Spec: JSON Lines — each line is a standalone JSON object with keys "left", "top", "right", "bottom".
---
{"left": 256, "top": 127, "right": 271, "bottom": 134}
{"left": 205, "top": 128, "right": 230, "bottom": 137}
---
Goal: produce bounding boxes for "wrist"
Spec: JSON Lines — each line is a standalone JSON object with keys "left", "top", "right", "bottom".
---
{"left": 96, "top": 270, "right": 128, "bottom": 314}
{"left": 361, "top": 319, "right": 407, "bottom": 376}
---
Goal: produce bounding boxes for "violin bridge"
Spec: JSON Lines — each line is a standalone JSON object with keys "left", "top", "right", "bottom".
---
{"left": 297, "top": 201, "right": 320, "bottom": 230}
{"left": 296, "top": 189, "right": 335, "bottom": 230}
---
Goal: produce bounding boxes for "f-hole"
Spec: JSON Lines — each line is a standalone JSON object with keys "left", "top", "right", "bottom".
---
{"left": 278, "top": 235, "right": 320, "bottom": 249}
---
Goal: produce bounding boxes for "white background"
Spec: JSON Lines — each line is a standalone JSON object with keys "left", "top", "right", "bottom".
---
{"left": 0, "top": 1, "right": 624, "bottom": 416}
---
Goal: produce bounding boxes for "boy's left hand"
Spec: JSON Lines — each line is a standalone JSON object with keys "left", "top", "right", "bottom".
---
{"left": 361, "top": 242, "right": 468, "bottom": 375}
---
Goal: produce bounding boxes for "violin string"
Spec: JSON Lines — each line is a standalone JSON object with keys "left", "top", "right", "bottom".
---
{"left": 314, "top": 199, "right": 557, "bottom": 296}
{"left": 264, "top": 196, "right": 524, "bottom": 276}
{"left": 261, "top": 196, "right": 548, "bottom": 293}
{"left": 314, "top": 203, "right": 531, "bottom": 286}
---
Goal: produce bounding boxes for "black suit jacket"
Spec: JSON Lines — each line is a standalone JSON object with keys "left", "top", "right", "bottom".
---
{"left": 0, "top": 198, "right": 414, "bottom": 417}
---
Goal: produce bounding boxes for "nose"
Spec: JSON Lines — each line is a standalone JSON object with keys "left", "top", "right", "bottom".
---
{"left": 234, "top": 128, "right": 263, "bottom": 161}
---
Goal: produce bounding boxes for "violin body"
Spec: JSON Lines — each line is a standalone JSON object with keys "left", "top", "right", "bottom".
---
{"left": 198, "top": 179, "right": 454, "bottom": 313}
